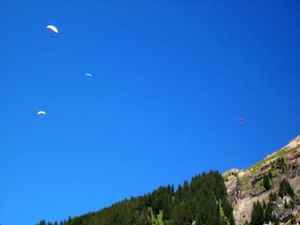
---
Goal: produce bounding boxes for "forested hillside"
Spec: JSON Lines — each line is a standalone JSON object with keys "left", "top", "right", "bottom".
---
{"left": 36, "top": 170, "right": 234, "bottom": 225}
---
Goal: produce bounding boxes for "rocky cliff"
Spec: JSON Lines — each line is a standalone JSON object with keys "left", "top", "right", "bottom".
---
{"left": 224, "top": 135, "right": 300, "bottom": 225}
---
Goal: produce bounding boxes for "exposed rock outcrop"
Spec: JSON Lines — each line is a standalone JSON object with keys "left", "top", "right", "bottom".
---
{"left": 225, "top": 136, "right": 300, "bottom": 225}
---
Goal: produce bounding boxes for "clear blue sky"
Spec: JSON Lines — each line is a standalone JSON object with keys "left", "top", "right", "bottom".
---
{"left": 0, "top": 1, "right": 299, "bottom": 224}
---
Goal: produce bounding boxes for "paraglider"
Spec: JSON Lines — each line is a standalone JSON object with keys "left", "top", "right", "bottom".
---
{"left": 46, "top": 25, "right": 58, "bottom": 37}
{"left": 37, "top": 111, "right": 46, "bottom": 118}
{"left": 37, "top": 111, "right": 46, "bottom": 115}
{"left": 85, "top": 73, "right": 92, "bottom": 81}
{"left": 238, "top": 118, "right": 245, "bottom": 123}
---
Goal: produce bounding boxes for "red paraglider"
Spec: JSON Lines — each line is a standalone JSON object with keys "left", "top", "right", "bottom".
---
{"left": 238, "top": 118, "right": 245, "bottom": 123}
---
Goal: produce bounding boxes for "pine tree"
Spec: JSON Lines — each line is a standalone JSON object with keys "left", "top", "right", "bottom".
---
{"left": 250, "top": 200, "right": 264, "bottom": 225}
{"left": 268, "top": 170, "right": 273, "bottom": 179}
{"left": 269, "top": 191, "right": 277, "bottom": 202}
{"left": 262, "top": 200, "right": 266, "bottom": 209}
{"left": 38, "top": 220, "right": 46, "bottom": 225}
{"left": 264, "top": 202, "right": 273, "bottom": 221}
{"left": 291, "top": 216, "right": 296, "bottom": 224}
{"left": 278, "top": 179, "right": 295, "bottom": 197}
{"left": 273, "top": 215, "right": 279, "bottom": 225}
{"left": 263, "top": 174, "right": 271, "bottom": 190}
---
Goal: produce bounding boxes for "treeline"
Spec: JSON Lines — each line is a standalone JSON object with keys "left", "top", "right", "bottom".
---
{"left": 36, "top": 170, "right": 234, "bottom": 225}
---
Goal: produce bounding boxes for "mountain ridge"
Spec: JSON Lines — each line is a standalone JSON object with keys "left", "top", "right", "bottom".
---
{"left": 225, "top": 135, "right": 300, "bottom": 224}
{"left": 34, "top": 135, "right": 300, "bottom": 225}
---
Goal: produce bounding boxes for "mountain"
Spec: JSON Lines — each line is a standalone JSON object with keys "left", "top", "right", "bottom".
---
{"left": 225, "top": 135, "right": 300, "bottom": 225}
{"left": 36, "top": 135, "right": 300, "bottom": 225}
{"left": 36, "top": 172, "right": 234, "bottom": 225}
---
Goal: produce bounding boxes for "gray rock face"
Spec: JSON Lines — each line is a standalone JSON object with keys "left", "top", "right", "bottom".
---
{"left": 224, "top": 136, "right": 300, "bottom": 225}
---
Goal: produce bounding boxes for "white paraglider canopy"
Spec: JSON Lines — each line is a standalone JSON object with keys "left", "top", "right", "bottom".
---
{"left": 85, "top": 73, "right": 92, "bottom": 81}
{"left": 46, "top": 25, "right": 58, "bottom": 33}
{"left": 37, "top": 111, "right": 46, "bottom": 115}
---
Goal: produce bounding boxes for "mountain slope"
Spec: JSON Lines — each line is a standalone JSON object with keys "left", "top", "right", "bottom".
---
{"left": 225, "top": 135, "right": 300, "bottom": 225}
{"left": 35, "top": 136, "right": 300, "bottom": 225}
{"left": 36, "top": 171, "right": 234, "bottom": 225}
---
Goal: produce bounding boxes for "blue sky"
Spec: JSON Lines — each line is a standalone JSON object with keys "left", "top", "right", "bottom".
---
{"left": 0, "top": 1, "right": 299, "bottom": 224}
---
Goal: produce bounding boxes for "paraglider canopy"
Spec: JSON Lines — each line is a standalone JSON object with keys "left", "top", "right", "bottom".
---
{"left": 46, "top": 25, "right": 58, "bottom": 33}
{"left": 85, "top": 73, "right": 92, "bottom": 81}
{"left": 238, "top": 118, "right": 245, "bottom": 123}
{"left": 37, "top": 111, "right": 46, "bottom": 115}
